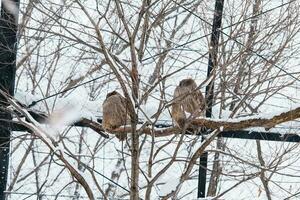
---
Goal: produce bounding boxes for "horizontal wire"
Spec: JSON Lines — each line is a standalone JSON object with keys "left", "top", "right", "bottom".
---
{"left": 24, "top": 0, "right": 295, "bottom": 108}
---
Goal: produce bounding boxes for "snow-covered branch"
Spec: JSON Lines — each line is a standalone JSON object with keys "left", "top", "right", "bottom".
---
{"left": 6, "top": 95, "right": 300, "bottom": 137}
{"left": 1, "top": 91, "right": 96, "bottom": 200}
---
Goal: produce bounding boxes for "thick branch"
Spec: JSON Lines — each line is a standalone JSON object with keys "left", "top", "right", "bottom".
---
{"left": 4, "top": 95, "right": 300, "bottom": 137}
{"left": 191, "top": 107, "right": 300, "bottom": 131}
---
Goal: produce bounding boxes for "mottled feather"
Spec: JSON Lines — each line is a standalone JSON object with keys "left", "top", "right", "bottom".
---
{"left": 102, "top": 91, "right": 130, "bottom": 140}
{"left": 171, "top": 78, "right": 205, "bottom": 127}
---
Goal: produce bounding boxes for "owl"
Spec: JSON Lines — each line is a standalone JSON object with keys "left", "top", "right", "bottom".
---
{"left": 102, "top": 91, "right": 130, "bottom": 140}
{"left": 171, "top": 78, "right": 205, "bottom": 127}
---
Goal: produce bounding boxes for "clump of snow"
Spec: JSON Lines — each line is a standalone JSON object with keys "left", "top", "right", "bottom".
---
{"left": 48, "top": 103, "right": 82, "bottom": 132}
{"left": 139, "top": 96, "right": 173, "bottom": 122}
{"left": 219, "top": 126, "right": 224, "bottom": 131}
{"left": 159, "top": 177, "right": 180, "bottom": 196}
{"left": 3, "top": 0, "right": 19, "bottom": 19}
{"left": 14, "top": 90, "right": 39, "bottom": 106}
{"left": 15, "top": 88, "right": 101, "bottom": 121}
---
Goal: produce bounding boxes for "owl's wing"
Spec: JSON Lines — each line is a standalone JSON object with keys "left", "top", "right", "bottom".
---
{"left": 194, "top": 90, "right": 205, "bottom": 110}
{"left": 116, "top": 95, "right": 131, "bottom": 122}
{"left": 173, "top": 86, "right": 186, "bottom": 103}
{"left": 171, "top": 102, "right": 186, "bottom": 127}
{"left": 102, "top": 95, "right": 128, "bottom": 127}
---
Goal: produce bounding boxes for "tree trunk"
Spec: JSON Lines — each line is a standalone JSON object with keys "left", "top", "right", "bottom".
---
{"left": 0, "top": 0, "right": 19, "bottom": 199}
{"left": 130, "top": 123, "right": 140, "bottom": 200}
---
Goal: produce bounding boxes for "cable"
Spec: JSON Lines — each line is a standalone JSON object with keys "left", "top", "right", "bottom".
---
{"left": 142, "top": 0, "right": 296, "bottom": 62}
{"left": 64, "top": 151, "right": 130, "bottom": 193}
{"left": 4, "top": 191, "right": 107, "bottom": 199}
{"left": 172, "top": 0, "right": 300, "bottom": 82}
{"left": 28, "top": 0, "right": 300, "bottom": 108}
{"left": 64, "top": 152, "right": 145, "bottom": 200}
{"left": 26, "top": 0, "right": 298, "bottom": 108}
{"left": 27, "top": 73, "right": 112, "bottom": 108}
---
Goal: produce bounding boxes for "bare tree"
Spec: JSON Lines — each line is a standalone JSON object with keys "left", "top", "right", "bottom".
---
{"left": 3, "top": 0, "right": 300, "bottom": 200}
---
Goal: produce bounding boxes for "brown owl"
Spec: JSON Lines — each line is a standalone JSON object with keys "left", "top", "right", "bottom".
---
{"left": 102, "top": 91, "right": 130, "bottom": 140}
{"left": 171, "top": 78, "right": 205, "bottom": 127}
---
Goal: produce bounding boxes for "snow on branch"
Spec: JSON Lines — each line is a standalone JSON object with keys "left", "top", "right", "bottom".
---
{"left": 2, "top": 91, "right": 96, "bottom": 200}
{"left": 190, "top": 108, "right": 300, "bottom": 131}
{"left": 110, "top": 107, "right": 300, "bottom": 136}
{"left": 2, "top": 89, "right": 300, "bottom": 137}
{"left": 15, "top": 106, "right": 300, "bottom": 137}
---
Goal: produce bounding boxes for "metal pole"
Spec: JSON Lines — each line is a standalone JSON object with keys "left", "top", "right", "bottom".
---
{"left": 198, "top": 0, "right": 224, "bottom": 198}
{"left": 0, "top": 1, "right": 20, "bottom": 199}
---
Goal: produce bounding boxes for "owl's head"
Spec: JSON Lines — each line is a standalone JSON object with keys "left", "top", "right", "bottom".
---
{"left": 179, "top": 78, "right": 196, "bottom": 87}
{"left": 106, "top": 91, "right": 119, "bottom": 99}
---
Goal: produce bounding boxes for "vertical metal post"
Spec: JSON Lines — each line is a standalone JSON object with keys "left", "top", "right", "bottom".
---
{"left": 0, "top": 1, "right": 20, "bottom": 199}
{"left": 198, "top": 0, "right": 224, "bottom": 198}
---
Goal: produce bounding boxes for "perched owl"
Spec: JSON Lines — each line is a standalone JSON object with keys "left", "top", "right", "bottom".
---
{"left": 102, "top": 91, "right": 130, "bottom": 140}
{"left": 171, "top": 78, "right": 205, "bottom": 127}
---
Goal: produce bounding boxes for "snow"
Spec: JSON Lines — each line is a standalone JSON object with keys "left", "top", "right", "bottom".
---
{"left": 15, "top": 88, "right": 300, "bottom": 130}
{"left": 14, "top": 90, "right": 39, "bottom": 106}
{"left": 159, "top": 177, "right": 180, "bottom": 196}
{"left": 7, "top": 0, "right": 300, "bottom": 199}
{"left": 219, "top": 126, "right": 224, "bottom": 132}
{"left": 48, "top": 101, "right": 86, "bottom": 129}
{"left": 2, "top": 0, "right": 19, "bottom": 19}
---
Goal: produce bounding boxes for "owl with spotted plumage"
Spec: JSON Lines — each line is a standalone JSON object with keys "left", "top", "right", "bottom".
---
{"left": 171, "top": 78, "right": 205, "bottom": 127}
{"left": 102, "top": 91, "right": 130, "bottom": 140}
